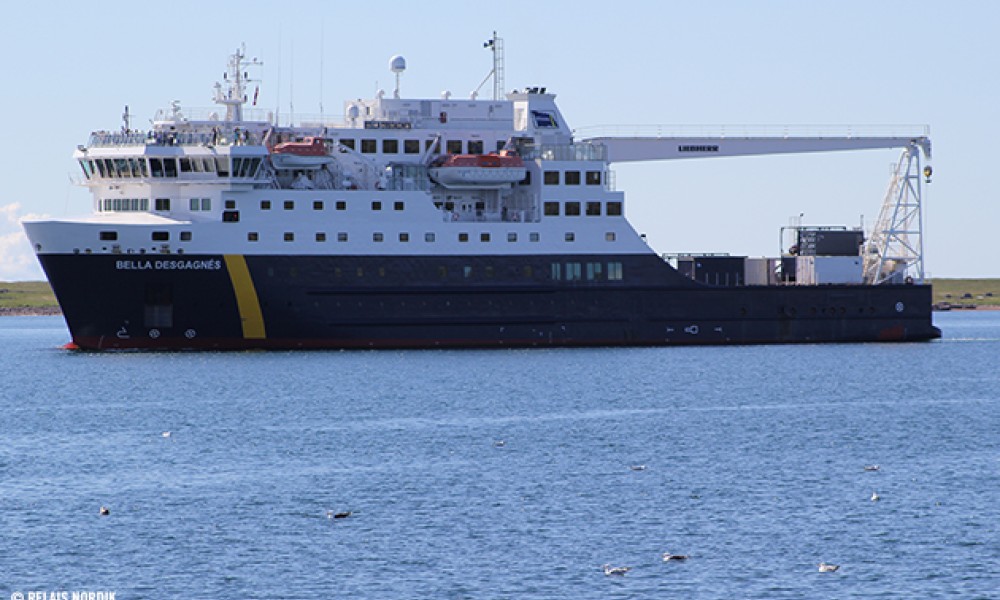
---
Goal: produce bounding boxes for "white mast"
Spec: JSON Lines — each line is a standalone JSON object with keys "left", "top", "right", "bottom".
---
{"left": 213, "top": 44, "right": 263, "bottom": 123}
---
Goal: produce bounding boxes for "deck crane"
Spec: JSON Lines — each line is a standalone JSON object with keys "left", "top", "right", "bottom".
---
{"left": 577, "top": 126, "right": 931, "bottom": 284}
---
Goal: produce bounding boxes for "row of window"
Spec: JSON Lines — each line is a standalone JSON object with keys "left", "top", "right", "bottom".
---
{"left": 81, "top": 156, "right": 263, "bottom": 180}
{"left": 271, "top": 261, "right": 624, "bottom": 282}
{"left": 255, "top": 231, "right": 617, "bottom": 243}
{"left": 258, "top": 199, "right": 405, "bottom": 212}
{"left": 337, "top": 138, "right": 505, "bottom": 155}
{"left": 97, "top": 196, "right": 624, "bottom": 221}
{"left": 543, "top": 170, "right": 603, "bottom": 186}
{"left": 97, "top": 230, "right": 619, "bottom": 244}
{"left": 544, "top": 201, "right": 622, "bottom": 217}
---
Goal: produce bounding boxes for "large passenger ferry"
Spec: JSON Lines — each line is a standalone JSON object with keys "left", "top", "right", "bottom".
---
{"left": 23, "top": 39, "right": 940, "bottom": 350}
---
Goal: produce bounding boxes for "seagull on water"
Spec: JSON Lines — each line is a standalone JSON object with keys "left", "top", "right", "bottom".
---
{"left": 871, "top": 490, "right": 880, "bottom": 502}
{"left": 327, "top": 510, "right": 352, "bottom": 519}
{"left": 161, "top": 431, "right": 172, "bottom": 438}
{"left": 629, "top": 465, "right": 647, "bottom": 471}
{"left": 864, "top": 464, "right": 880, "bottom": 472}
{"left": 603, "top": 564, "right": 631, "bottom": 576}
{"left": 99, "top": 506, "right": 110, "bottom": 516}
{"left": 818, "top": 562, "right": 840, "bottom": 572}
{"left": 662, "top": 553, "right": 689, "bottom": 562}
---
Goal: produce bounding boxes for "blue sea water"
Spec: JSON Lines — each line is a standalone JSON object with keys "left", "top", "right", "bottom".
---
{"left": 1, "top": 312, "right": 998, "bottom": 599}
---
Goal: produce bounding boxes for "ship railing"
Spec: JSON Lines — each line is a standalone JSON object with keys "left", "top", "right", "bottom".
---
{"left": 87, "top": 129, "right": 273, "bottom": 149}
{"left": 574, "top": 124, "right": 931, "bottom": 140}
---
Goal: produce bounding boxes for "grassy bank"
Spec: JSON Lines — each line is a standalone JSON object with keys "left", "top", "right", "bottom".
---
{"left": 928, "top": 278, "right": 1000, "bottom": 308}
{"left": 2, "top": 278, "right": 998, "bottom": 314}
{"left": 0, "top": 281, "right": 59, "bottom": 311}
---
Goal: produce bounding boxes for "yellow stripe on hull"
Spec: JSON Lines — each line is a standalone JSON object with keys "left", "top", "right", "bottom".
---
{"left": 224, "top": 255, "right": 266, "bottom": 339}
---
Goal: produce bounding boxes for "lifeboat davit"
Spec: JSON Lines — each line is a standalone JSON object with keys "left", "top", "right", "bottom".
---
{"left": 428, "top": 151, "right": 527, "bottom": 189}
{"left": 270, "top": 137, "right": 334, "bottom": 169}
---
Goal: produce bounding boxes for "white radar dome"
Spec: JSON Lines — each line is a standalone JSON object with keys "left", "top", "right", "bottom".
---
{"left": 390, "top": 55, "right": 406, "bottom": 73}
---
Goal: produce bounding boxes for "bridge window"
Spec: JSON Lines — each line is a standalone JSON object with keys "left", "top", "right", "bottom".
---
{"left": 586, "top": 171, "right": 602, "bottom": 185}
{"left": 564, "top": 171, "right": 581, "bottom": 185}
{"left": 543, "top": 171, "right": 559, "bottom": 185}
{"left": 361, "top": 139, "right": 376, "bottom": 153}
{"left": 155, "top": 198, "right": 171, "bottom": 211}
{"left": 565, "top": 202, "right": 581, "bottom": 216}
{"left": 586, "top": 202, "right": 601, "bottom": 216}
{"left": 340, "top": 139, "right": 355, "bottom": 150}
{"left": 446, "top": 140, "right": 463, "bottom": 154}
{"left": 382, "top": 139, "right": 399, "bottom": 154}
{"left": 404, "top": 139, "right": 420, "bottom": 154}
{"left": 468, "top": 140, "right": 484, "bottom": 154}
{"left": 607, "top": 201, "right": 623, "bottom": 216}
{"left": 544, "top": 202, "right": 560, "bottom": 216}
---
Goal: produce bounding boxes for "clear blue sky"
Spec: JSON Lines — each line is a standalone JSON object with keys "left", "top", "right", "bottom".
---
{"left": 1, "top": 0, "right": 996, "bottom": 279}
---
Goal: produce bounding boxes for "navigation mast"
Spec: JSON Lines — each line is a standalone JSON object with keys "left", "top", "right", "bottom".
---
{"left": 474, "top": 31, "right": 505, "bottom": 101}
{"left": 213, "top": 44, "right": 263, "bottom": 123}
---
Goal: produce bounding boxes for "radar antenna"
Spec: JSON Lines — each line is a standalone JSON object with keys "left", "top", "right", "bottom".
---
{"left": 473, "top": 31, "right": 505, "bottom": 101}
{"left": 213, "top": 44, "right": 263, "bottom": 123}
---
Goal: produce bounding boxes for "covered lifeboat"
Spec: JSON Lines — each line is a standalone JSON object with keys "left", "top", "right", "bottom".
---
{"left": 428, "top": 150, "right": 527, "bottom": 189}
{"left": 270, "top": 136, "right": 335, "bottom": 169}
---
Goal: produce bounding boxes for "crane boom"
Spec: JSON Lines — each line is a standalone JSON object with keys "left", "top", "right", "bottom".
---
{"left": 577, "top": 126, "right": 931, "bottom": 163}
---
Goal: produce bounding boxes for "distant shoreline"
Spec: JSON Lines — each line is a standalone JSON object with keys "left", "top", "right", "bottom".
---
{"left": 0, "top": 307, "right": 62, "bottom": 316}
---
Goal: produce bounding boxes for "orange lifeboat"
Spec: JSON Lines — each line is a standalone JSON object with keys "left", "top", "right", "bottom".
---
{"left": 428, "top": 151, "right": 527, "bottom": 189}
{"left": 270, "top": 137, "right": 334, "bottom": 169}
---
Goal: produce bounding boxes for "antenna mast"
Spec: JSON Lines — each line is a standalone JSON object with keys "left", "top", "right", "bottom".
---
{"left": 213, "top": 44, "right": 263, "bottom": 123}
{"left": 474, "top": 31, "right": 505, "bottom": 100}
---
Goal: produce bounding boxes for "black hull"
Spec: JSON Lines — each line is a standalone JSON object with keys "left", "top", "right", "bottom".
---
{"left": 38, "top": 253, "right": 941, "bottom": 350}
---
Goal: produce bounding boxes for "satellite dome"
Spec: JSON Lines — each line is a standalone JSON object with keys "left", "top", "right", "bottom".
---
{"left": 390, "top": 55, "right": 406, "bottom": 73}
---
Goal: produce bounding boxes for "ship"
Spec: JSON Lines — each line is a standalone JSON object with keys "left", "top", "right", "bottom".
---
{"left": 23, "top": 38, "right": 940, "bottom": 350}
